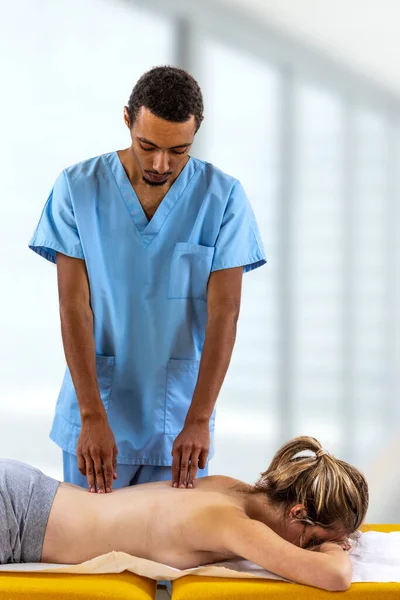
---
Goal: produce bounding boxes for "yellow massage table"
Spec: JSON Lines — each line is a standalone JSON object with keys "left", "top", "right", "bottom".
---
{"left": 0, "top": 571, "right": 156, "bottom": 599}
{"left": 172, "top": 524, "right": 400, "bottom": 599}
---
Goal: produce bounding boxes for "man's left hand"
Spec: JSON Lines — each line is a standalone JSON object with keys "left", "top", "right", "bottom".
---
{"left": 171, "top": 421, "right": 210, "bottom": 488}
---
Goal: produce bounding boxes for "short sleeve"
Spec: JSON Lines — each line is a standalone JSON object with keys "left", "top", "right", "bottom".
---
{"left": 211, "top": 181, "right": 267, "bottom": 273}
{"left": 29, "top": 171, "right": 84, "bottom": 264}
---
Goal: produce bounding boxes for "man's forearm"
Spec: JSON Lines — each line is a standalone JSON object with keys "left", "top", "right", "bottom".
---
{"left": 185, "top": 310, "right": 238, "bottom": 424}
{"left": 59, "top": 302, "right": 105, "bottom": 421}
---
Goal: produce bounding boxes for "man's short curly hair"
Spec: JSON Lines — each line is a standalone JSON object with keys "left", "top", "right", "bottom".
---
{"left": 127, "top": 66, "right": 204, "bottom": 132}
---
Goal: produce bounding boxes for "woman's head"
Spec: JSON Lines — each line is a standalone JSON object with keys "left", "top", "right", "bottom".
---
{"left": 253, "top": 436, "right": 368, "bottom": 546}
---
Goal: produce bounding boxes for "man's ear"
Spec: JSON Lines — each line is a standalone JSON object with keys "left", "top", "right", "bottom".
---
{"left": 195, "top": 115, "right": 204, "bottom": 134}
{"left": 123, "top": 107, "right": 131, "bottom": 129}
{"left": 289, "top": 504, "right": 308, "bottom": 520}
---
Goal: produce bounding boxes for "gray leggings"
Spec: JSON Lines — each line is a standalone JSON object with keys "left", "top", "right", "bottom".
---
{"left": 0, "top": 459, "right": 59, "bottom": 564}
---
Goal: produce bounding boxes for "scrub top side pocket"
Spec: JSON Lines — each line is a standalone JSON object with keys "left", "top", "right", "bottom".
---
{"left": 168, "top": 243, "right": 215, "bottom": 301}
{"left": 56, "top": 355, "right": 115, "bottom": 426}
{"left": 164, "top": 359, "right": 216, "bottom": 435}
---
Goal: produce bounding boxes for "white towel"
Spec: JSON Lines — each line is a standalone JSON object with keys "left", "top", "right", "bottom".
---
{"left": 207, "top": 531, "right": 400, "bottom": 582}
{"left": 0, "top": 531, "right": 399, "bottom": 582}
{"left": 351, "top": 531, "right": 400, "bottom": 582}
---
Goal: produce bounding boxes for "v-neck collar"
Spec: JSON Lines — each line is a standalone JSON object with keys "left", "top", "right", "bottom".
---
{"left": 105, "top": 151, "right": 198, "bottom": 247}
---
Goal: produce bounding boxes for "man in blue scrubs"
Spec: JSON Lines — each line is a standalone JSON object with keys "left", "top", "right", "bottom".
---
{"left": 30, "top": 66, "right": 266, "bottom": 493}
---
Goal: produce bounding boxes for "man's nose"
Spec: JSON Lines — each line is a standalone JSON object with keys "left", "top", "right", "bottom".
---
{"left": 153, "top": 151, "right": 169, "bottom": 174}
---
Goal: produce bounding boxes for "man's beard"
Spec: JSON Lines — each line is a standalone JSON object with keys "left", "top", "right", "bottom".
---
{"left": 142, "top": 176, "right": 169, "bottom": 187}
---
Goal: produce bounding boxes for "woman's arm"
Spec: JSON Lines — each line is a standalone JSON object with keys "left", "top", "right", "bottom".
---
{"left": 203, "top": 507, "right": 352, "bottom": 591}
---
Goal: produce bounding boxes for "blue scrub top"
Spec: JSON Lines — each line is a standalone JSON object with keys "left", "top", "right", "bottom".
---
{"left": 29, "top": 152, "right": 266, "bottom": 465}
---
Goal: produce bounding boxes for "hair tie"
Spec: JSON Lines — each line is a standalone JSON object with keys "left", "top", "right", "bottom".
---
{"left": 316, "top": 449, "right": 328, "bottom": 459}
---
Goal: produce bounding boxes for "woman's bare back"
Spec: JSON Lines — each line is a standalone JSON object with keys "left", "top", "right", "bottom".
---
{"left": 41, "top": 473, "right": 354, "bottom": 592}
{"left": 42, "top": 475, "right": 249, "bottom": 568}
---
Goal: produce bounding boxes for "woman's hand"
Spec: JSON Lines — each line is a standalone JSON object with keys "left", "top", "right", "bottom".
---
{"left": 319, "top": 539, "right": 352, "bottom": 552}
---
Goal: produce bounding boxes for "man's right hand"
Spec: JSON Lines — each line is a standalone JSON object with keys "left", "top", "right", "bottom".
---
{"left": 76, "top": 414, "right": 118, "bottom": 493}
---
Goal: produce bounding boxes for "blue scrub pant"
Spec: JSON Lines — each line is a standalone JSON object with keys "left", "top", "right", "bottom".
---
{"left": 63, "top": 451, "right": 208, "bottom": 488}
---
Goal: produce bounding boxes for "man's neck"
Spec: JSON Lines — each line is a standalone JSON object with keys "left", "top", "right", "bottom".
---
{"left": 118, "top": 148, "right": 170, "bottom": 218}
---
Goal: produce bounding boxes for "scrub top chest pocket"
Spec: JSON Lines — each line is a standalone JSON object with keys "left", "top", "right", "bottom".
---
{"left": 168, "top": 243, "right": 215, "bottom": 301}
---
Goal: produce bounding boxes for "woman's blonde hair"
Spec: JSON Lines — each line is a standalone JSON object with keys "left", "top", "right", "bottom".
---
{"left": 253, "top": 436, "right": 368, "bottom": 535}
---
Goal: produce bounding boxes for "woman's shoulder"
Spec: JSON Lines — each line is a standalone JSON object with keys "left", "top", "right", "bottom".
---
{"left": 190, "top": 476, "right": 251, "bottom": 524}
{"left": 197, "top": 474, "right": 249, "bottom": 491}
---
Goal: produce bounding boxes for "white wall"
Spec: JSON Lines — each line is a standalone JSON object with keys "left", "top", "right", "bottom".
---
{"left": 217, "top": 0, "right": 400, "bottom": 94}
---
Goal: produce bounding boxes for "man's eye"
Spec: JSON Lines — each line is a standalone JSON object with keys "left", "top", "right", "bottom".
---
{"left": 172, "top": 150, "right": 186, "bottom": 155}
{"left": 139, "top": 144, "right": 153, "bottom": 152}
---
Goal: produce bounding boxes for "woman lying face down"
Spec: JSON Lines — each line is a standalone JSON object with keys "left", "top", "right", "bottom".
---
{"left": 0, "top": 436, "right": 368, "bottom": 592}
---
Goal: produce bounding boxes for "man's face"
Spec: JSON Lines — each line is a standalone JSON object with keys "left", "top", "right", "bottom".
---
{"left": 126, "top": 106, "right": 196, "bottom": 187}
